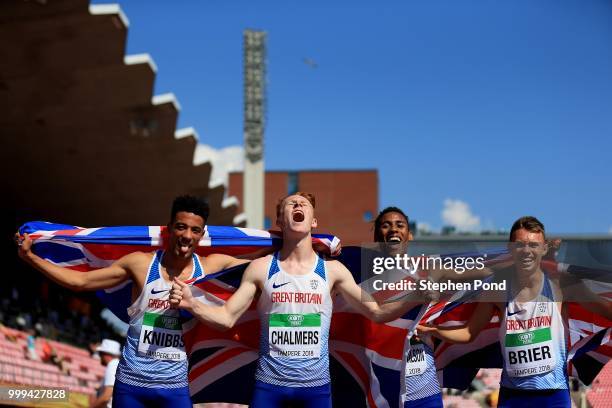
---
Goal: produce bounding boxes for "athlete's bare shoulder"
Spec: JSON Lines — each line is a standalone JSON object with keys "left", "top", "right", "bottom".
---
{"left": 547, "top": 274, "right": 565, "bottom": 302}
{"left": 117, "top": 251, "right": 155, "bottom": 278}
{"left": 120, "top": 250, "right": 155, "bottom": 264}
{"left": 248, "top": 255, "right": 273, "bottom": 272}
{"left": 323, "top": 259, "right": 343, "bottom": 272}
{"left": 323, "top": 259, "right": 351, "bottom": 285}
{"left": 239, "top": 255, "right": 270, "bottom": 288}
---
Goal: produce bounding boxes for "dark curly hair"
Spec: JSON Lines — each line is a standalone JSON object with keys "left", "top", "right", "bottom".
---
{"left": 373, "top": 206, "right": 410, "bottom": 242}
{"left": 170, "top": 195, "right": 210, "bottom": 224}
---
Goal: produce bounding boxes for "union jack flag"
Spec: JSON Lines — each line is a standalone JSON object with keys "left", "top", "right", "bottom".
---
{"left": 19, "top": 222, "right": 612, "bottom": 406}
{"left": 19, "top": 222, "right": 411, "bottom": 406}
{"left": 418, "top": 261, "right": 612, "bottom": 390}
{"left": 183, "top": 246, "right": 412, "bottom": 406}
{"left": 18, "top": 221, "right": 340, "bottom": 323}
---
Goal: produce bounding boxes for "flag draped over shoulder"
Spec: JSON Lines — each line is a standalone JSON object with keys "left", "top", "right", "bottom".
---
{"left": 419, "top": 263, "right": 612, "bottom": 390}
{"left": 19, "top": 221, "right": 340, "bottom": 322}
{"left": 19, "top": 222, "right": 410, "bottom": 407}
{"left": 183, "top": 245, "right": 412, "bottom": 407}
{"left": 19, "top": 222, "right": 612, "bottom": 406}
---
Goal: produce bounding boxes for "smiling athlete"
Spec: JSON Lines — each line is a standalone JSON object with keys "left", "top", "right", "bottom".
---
{"left": 17, "top": 195, "right": 250, "bottom": 407}
{"left": 418, "top": 216, "right": 612, "bottom": 408}
{"left": 170, "top": 192, "right": 421, "bottom": 408}
{"left": 373, "top": 207, "right": 444, "bottom": 408}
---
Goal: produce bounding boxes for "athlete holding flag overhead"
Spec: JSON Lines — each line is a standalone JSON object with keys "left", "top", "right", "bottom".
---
{"left": 17, "top": 195, "right": 252, "bottom": 408}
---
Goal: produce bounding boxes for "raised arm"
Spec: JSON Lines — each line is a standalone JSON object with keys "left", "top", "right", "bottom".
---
{"left": 204, "top": 245, "right": 278, "bottom": 273}
{"left": 17, "top": 233, "right": 133, "bottom": 291}
{"left": 204, "top": 253, "right": 250, "bottom": 273}
{"left": 330, "top": 260, "right": 422, "bottom": 323}
{"left": 417, "top": 301, "right": 497, "bottom": 344}
{"left": 170, "top": 258, "right": 264, "bottom": 331}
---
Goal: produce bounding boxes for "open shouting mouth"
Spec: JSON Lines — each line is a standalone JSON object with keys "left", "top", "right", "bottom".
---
{"left": 292, "top": 210, "right": 305, "bottom": 222}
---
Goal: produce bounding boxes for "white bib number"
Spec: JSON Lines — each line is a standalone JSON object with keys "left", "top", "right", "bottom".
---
{"left": 268, "top": 313, "right": 321, "bottom": 359}
{"left": 405, "top": 343, "right": 428, "bottom": 377}
{"left": 138, "top": 311, "right": 186, "bottom": 361}
{"left": 504, "top": 327, "right": 556, "bottom": 377}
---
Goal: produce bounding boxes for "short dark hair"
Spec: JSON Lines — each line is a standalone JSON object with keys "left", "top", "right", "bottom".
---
{"left": 509, "top": 216, "right": 545, "bottom": 241}
{"left": 170, "top": 195, "right": 210, "bottom": 224}
{"left": 373, "top": 207, "right": 410, "bottom": 242}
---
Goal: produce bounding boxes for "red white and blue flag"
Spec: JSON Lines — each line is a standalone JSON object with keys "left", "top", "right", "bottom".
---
{"left": 19, "top": 222, "right": 612, "bottom": 406}
{"left": 18, "top": 221, "right": 340, "bottom": 323}
{"left": 419, "top": 265, "right": 612, "bottom": 390}
{"left": 19, "top": 222, "right": 408, "bottom": 406}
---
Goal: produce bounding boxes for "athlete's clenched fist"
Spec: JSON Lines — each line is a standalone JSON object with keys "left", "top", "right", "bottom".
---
{"left": 170, "top": 278, "right": 194, "bottom": 310}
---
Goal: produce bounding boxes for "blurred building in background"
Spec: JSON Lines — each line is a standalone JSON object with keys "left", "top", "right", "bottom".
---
{"left": 229, "top": 169, "right": 378, "bottom": 244}
{"left": 0, "top": 0, "right": 243, "bottom": 353}
{"left": 0, "top": 1, "right": 242, "bottom": 230}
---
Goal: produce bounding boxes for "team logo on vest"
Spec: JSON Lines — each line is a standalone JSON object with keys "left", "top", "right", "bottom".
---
{"left": 537, "top": 302, "right": 548, "bottom": 313}
{"left": 310, "top": 279, "right": 318, "bottom": 290}
{"left": 138, "top": 311, "right": 186, "bottom": 361}
{"left": 287, "top": 314, "right": 304, "bottom": 326}
{"left": 518, "top": 332, "right": 534, "bottom": 345}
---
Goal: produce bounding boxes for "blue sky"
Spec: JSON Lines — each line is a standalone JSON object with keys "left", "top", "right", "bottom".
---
{"left": 93, "top": 0, "right": 612, "bottom": 234}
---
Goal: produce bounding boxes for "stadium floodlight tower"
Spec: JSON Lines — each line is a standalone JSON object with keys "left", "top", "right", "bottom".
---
{"left": 243, "top": 29, "right": 267, "bottom": 229}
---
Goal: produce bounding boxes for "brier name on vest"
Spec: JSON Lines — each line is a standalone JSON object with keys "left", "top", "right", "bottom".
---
{"left": 508, "top": 346, "right": 551, "bottom": 365}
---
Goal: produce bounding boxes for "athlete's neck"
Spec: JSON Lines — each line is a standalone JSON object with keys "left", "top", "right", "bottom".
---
{"left": 279, "top": 232, "right": 315, "bottom": 264}
{"left": 161, "top": 251, "right": 193, "bottom": 279}
{"left": 514, "top": 268, "right": 543, "bottom": 291}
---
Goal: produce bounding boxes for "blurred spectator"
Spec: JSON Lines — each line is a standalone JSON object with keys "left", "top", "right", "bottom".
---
{"left": 39, "top": 338, "right": 53, "bottom": 362}
{"left": 40, "top": 338, "right": 71, "bottom": 375}
{"left": 25, "top": 328, "right": 40, "bottom": 361}
{"left": 89, "top": 342, "right": 102, "bottom": 361}
{"left": 16, "top": 315, "right": 26, "bottom": 329}
{"left": 485, "top": 389, "right": 499, "bottom": 407}
{"left": 91, "top": 339, "right": 121, "bottom": 408}
{"left": 51, "top": 348, "right": 70, "bottom": 375}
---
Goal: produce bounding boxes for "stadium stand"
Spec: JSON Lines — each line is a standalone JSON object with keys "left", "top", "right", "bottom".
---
{"left": 587, "top": 361, "right": 612, "bottom": 407}
{"left": 0, "top": 0, "right": 243, "bottom": 229}
{"left": 0, "top": 325, "right": 102, "bottom": 401}
{"left": 1, "top": 2, "right": 245, "bottom": 404}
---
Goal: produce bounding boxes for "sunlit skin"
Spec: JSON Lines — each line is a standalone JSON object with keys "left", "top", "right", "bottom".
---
{"left": 276, "top": 195, "right": 317, "bottom": 237}
{"left": 272, "top": 195, "right": 319, "bottom": 275}
{"left": 376, "top": 211, "right": 413, "bottom": 256}
{"left": 167, "top": 211, "right": 206, "bottom": 260}
{"left": 509, "top": 229, "right": 548, "bottom": 278}
{"left": 169, "top": 194, "right": 422, "bottom": 332}
{"left": 17, "top": 210, "right": 250, "bottom": 303}
{"left": 417, "top": 226, "right": 612, "bottom": 343}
